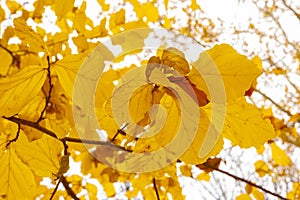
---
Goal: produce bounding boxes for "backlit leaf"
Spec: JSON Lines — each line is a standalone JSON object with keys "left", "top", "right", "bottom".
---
{"left": 0, "top": 66, "right": 47, "bottom": 117}
{"left": 0, "top": 148, "right": 36, "bottom": 199}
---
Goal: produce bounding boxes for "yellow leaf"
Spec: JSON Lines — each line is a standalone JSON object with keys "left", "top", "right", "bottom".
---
{"left": 53, "top": 0, "right": 75, "bottom": 21}
{"left": 129, "top": 84, "right": 154, "bottom": 126}
{"left": 140, "top": 3, "right": 159, "bottom": 22}
{"left": 72, "top": 35, "right": 89, "bottom": 52}
{"left": 254, "top": 160, "right": 269, "bottom": 177}
{"left": 196, "top": 172, "right": 210, "bottom": 181}
{"left": 15, "top": 134, "right": 63, "bottom": 177}
{"left": 236, "top": 194, "right": 252, "bottom": 200}
{"left": 97, "top": 0, "right": 110, "bottom": 11}
{"left": 0, "top": 66, "right": 47, "bottom": 117}
{"left": 287, "top": 182, "right": 300, "bottom": 200}
{"left": 204, "top": 97, "right": 275, "bottom": 148}
{"left": 191, "top": 0, "right": 201, "bottom": 10}
{"left": 13, "top": 18, "right": 46, "bottom": 52}
{"left": 252, "top": 187, "right": 264, "bottom": 200}
{"left": 102, "top": 182, "right": 116, "bottom": 197}
{"left": 86, "top": 183, "right": 98, "bottom": 199}
{"left": 0, "top": 48, "right": 13, "bottom": 76}
{"left": 180, "top": 165, "right": 192, "bottom": 177}
{"left": 6, "top": 0, "right": 21, "bottom": 14}
{"left": 0, "top": 148, "right": 36, "bottom": 199}
{"left": 109, "top": 8, "right": 126, "bottom": 30}
{"left": 180, "top": 109, "right": 224, "bottom": 164}
{"left": 53, "top": 52, "right": 88, "bottom": 98}
{"left": 189, "top": 44, "right": 262, "bottom": 102}
{"left": 0, "top": 6, "right": 5, "bottom": 23}
{"left": 18, "top": 96, "right": 45, "bottom": 141}
{"left": 161, "top": 47, "right": 190, "bottom": 75}
{"left": 271, "top": 143, "right": 291, "bottom": 166}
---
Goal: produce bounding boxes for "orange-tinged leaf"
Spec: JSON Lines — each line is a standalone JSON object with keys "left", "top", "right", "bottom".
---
{"left": 0, "top": 66, "right": 47, "bottom": 117}
{"left": 271, "top": 143, "right": 291, "bottom": 166}
{"left": 162, "top": 47, "right": 190, "bottom": 75}
{"left": 197, "top": 157, "right": 222, "bottom": 173}
{"left": 180, "top": 165, "right": 192, "bottom": 177}
{"left": 0, "top": 148, "right": 36, "bottom": 199}
{"left": 15, "top": 134, "right": 63, "bottom": 177}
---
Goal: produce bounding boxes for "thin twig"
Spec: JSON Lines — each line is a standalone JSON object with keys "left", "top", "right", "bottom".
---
{"left": 111, "top": 123, "right": 129, "bottom": 141}
{"left": 203, "top": 163, "right": 289, "bottom": 200}
{"left": 153, "top": 178, "right": 160, "bottom": 200}
{"left": 254, "top": 89, "right": 292, "bottom": 116}
{"left": 37, "top": 55, "right": 53, "bottom": 123}
{"left": 60, "top": 176, "right": 80, "bottom": 200}
{"left": 60, "top": 137, "right": 132, "bottom": 152}
{"left": 49, "top": 178, "right": 61, "bottom": 200}
{"left": 281, "top": 0, "right": 300, "bottom": 21}
{"left": 6, "top": 123, "right": 20, "bottom": 148}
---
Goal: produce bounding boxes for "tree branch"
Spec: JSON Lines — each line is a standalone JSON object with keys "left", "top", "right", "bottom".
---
{"left": 153, "top": 178, "right": 160, "bottom": 200}
{"left": 49, "top": 178, "right": 61, "bottom": 200}
{"left": 60, "top": 176, "right": 80, "bottom": 200}
{"left": 3, "top": 116, "right": 132, "bottom": 152}
{"left": 281, "top": 0, "right": 300, "bottom": 21}
{"left": 203, "top": 163, "right": 289, "bottom": 200}
{"left": 254, "top": 89, "right": 292, "bottom": 116}
{"left": 3, "top": 116, "right": 58, "bottom": 139}
{"left": 6, "top": 123, "right": 20, "bottom": 148}
{"left": 37, "top": 55, "right": 53, "bottom": 123}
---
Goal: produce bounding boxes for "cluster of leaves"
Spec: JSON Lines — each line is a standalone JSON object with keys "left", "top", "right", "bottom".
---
{"left": 0, "top": 0, "right": 297, "bottom": 199}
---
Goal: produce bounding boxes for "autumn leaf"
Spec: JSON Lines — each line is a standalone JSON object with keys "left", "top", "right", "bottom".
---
{"left": 14, "top": 134, "right": 63, "bottom": 177}
{"left": 189, "top": 44, "right": 262, "bottom": 102}
{"left": 0, "top": 148, "right": 36, "bottom": 199}
{"left": 203, "top": 97, "right": 275, "bottom": 148}
{"left": 0, "top": 66, "right": 47, "bottom": 117}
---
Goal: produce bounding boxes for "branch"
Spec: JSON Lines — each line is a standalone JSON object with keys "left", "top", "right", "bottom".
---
{"left": 60, "top": 137, "right": 132, "bottom": 152}
{"left": 6, "top": 123, "right": 20, "bottom": 148}
{"left": 49, "top": 178, "right": 61, "bottom": 200}
{"left": 3, "top": 116, "right": 58, "bottom": 139}
{"left": 203, "top": 163, "right": 289, "bottom": 200}
{"left": 60, "top": 176, "right": 80, "bottom": 200}
{"left": 281, "top": 0, "right": 300, "bottom": 21}
{"left": 254, "top": 89, "right": 292, "bottom": 116}
{"left": 37, "top": 55, "right": 53, "bottom": 123}
{"left": 3, "top": 116, "right": 132, "bottom": 152}
{"left": 153, "top": 178, "right": 160, "bottom": 200}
